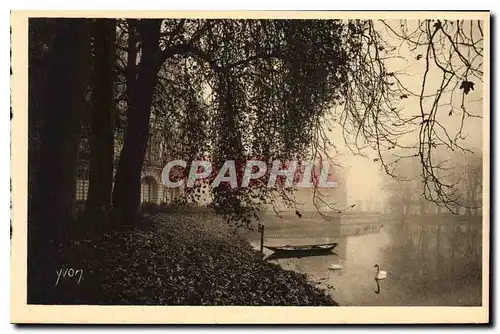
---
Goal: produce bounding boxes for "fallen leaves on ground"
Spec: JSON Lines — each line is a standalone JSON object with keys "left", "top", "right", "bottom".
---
{"left": 58, "top": 213, "right": 337, "bottom": 306}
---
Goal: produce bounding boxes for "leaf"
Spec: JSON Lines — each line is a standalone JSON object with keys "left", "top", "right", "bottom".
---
{"left": 459, "top": 80, "right": 475, "bottom": 95}
{"left": 448, "top": 110, "right": 453, "bottom": 116}
{"left": 373, "top": 158, "right": 379, "bottom": 162}
{"left": 295, "top": 210, "right": 302, "bottom": 218}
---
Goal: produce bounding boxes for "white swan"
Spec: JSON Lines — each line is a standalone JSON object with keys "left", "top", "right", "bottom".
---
{"left": 328, "top": 259, "right": 343, "bottom": 270}
{"left": 328, "top": 263, "right": 343, "bottom": 270}
{"left": 374, "top": 264, "right": 387, "bottom": 280}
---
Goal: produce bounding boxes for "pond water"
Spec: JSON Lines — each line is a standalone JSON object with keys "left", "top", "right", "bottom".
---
{"left": 248, "top": 215, "right": 482, "bottom": 306}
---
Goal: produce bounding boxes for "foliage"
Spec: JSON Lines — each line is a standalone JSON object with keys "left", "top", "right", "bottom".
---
{"left": 32, "top": 17, "right": 485, "bottom": 225}
{"left": 130, "top": 18, "right": 483, "bottom": 222}
{"left": 112, "top": 18, "right": 417, "bottom": 224}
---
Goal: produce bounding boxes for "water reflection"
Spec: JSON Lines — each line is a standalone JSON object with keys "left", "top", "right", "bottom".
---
{"left": 248, "top": 215, "right": 482, "bottom": 306}
{"left": 374, "top": 279, "right": 381, "bottom": 294}
{"left": 379, "top": 218, "right": 482, "bottom": 305}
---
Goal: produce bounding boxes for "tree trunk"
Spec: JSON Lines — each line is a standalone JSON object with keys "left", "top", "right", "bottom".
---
{"left": 111, "top": 20, "right": 162, "bottom": 224}
{"left": 28, "top": 20, "right": 53, "bottom": 226}
{"left": 85, "top": 19, "right": 117, "bottom": 223}
{"left": 28, "top": 18, "right": 91, "bottom": 303}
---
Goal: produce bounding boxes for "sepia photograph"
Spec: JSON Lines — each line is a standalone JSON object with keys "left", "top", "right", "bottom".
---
{"left": 10, "top": 10, "right": 489, "bottom": 324}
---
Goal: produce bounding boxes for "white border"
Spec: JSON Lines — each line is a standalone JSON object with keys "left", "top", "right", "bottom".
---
{"left": 4, "top": 2, "right": 496, "bottom": 333}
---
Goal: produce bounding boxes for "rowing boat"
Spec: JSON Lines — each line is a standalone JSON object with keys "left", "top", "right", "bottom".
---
{"left": 264, "top": 242, "right": 338, "bottom": 255}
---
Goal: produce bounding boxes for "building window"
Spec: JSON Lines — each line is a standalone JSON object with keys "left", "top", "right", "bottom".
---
{"left": 76, "top": 164, "right": 89, "bottom": 201}
{"left": 163, "top": 187, "right": 169, "bottom": 203}
{"left": 76, "top": 179, "right": 88, "bottom": 201}
{"left": 141, "top": 176, "right": 157, "bottom": 204}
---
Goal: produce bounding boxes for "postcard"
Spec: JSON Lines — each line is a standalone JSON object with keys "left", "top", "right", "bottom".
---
{"left": 10, "top": 10, "right": 490, "bottom": 324}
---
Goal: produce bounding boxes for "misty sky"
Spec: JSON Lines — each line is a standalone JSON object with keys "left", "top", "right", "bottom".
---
{"left": 333, "top": 19, "right": 484, "bottom": 205}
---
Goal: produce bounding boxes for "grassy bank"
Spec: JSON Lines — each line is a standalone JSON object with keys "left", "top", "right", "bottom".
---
{"left": 46, "top": 212, "right": 337, "bottom": 306}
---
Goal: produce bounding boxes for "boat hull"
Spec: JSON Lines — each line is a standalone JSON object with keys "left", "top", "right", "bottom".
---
{"left": 264, "top": 243, "right": 338, "bottom": 259}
